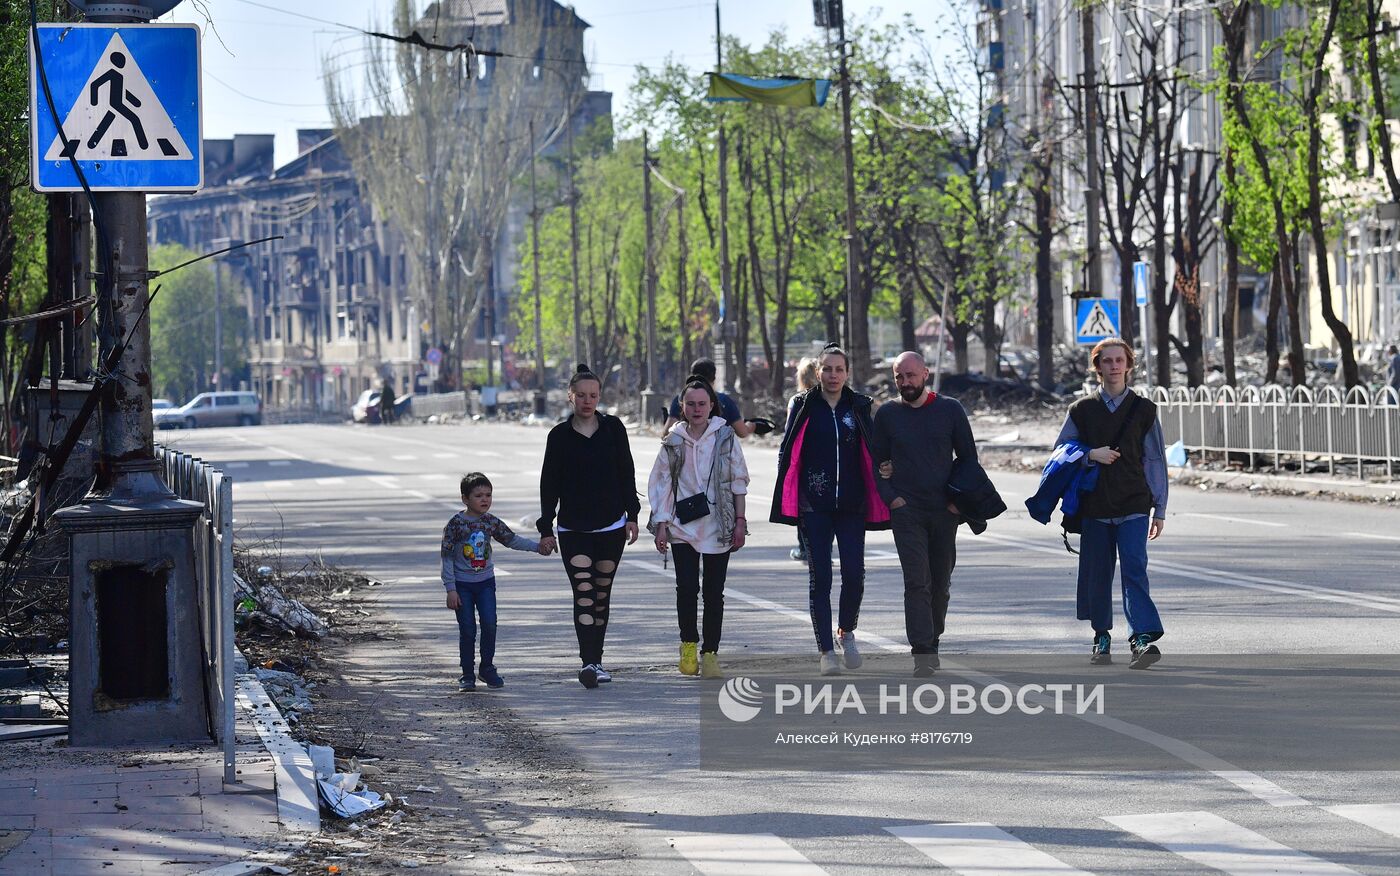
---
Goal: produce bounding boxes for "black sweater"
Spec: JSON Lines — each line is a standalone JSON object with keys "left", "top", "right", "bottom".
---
{"left": 537, "top": 414, "right": 641, "bottom": 535}
{"left": 869, "top": 393, "right": 977, "bottom": 512}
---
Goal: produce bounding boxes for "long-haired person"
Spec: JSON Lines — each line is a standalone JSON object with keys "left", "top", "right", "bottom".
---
{"left": 771, "top": 344, "right": 889, "bottom": 676}
{"left": 648, "top": 377, "right": 750, "bottom": 679}
{"left": 538, "top": 365, "right": 641, "bottom": 688}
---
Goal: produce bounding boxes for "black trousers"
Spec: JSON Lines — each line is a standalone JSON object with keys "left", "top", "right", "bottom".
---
{"left": 558, "top": 528, "right": 627, "bottom": 666}
{"left": 672, "top": 542, "right": 730, "bottom": 653}
{"left": 890, "top": 505, "right": 958, "bottom": 654}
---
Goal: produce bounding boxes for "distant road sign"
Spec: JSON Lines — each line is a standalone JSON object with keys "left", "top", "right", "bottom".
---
{"left": 1133, "top": 261, "right": 1149, "bottom": 307}
{"left": 1076, "top": 298, "right": 1120, "bottom": 345}
{"left": 30, "top": 23, "right": 202, "bottom": 192}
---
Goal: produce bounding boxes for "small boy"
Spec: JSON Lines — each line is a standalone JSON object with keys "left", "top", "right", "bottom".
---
{"left": 442, "top": 472, "right": 550, "bottom": 691}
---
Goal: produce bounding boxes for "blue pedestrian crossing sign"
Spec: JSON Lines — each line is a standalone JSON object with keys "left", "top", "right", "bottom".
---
{"left": 1133, "top": 261, "right": 1149, "bottom": 306}
{"left": 1076, "top": 298, "right": 1120, "bottom": 345}
{"left": 29, "top": 23, "right": 202, "bottom": 193}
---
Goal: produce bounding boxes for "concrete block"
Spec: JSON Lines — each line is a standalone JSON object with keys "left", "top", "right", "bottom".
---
{"left": 35, "top": 783, "right": 116, "bottom": 800}
{"left": 199, "top": 793, "right": 280, "bottom": 837}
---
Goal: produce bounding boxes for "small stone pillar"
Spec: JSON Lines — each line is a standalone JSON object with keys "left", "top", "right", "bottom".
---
{"left": 53, "top": 461, "right": 206, "bottom": 745}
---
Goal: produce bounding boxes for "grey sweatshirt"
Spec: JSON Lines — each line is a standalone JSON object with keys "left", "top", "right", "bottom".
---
{"left": 440, "top": 511, "right": 539, "bottom": 588}
{"left": 869, "top": 392, "right": 977, "bottom": 511}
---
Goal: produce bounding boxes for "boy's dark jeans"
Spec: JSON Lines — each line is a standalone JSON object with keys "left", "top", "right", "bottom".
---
{"left": 454, "top": 577, "right": 498, "bottom": 676}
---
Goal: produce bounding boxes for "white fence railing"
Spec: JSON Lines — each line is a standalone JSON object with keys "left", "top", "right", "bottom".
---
{"left": 156, "top": 445, "right": 236, "bottom": 782}
{"left": 409, "top": 391, "right": 468, "bottom": 419}
{"left": 1147, "top": 384, "right": 1400, "bottom": 478}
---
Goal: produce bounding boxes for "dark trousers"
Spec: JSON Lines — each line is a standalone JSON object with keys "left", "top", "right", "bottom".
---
{"left": 1077, "top": 516, "right": 1164, "bottom": 639}
{"left": 558, "top": 528, "right": 627, "bottom": 666}
{"left": 803, "top": 509, "right": 866, "bottom": 652}
{"left": 453, "top": 578, "right": 498, "bottom": 675}
{"left": 672, "top": 542, "right": 730, "bottom": 653}
{"left": 890, "top": 505, "right": 958, "bottom": 654}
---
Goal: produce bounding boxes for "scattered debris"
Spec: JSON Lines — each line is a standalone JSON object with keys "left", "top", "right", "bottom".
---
{"left": 235, "top": 571, "right": 330, "bottom": 639}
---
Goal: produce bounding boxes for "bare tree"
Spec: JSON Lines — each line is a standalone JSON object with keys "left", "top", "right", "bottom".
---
{"left": 325, "top": 0, "right": 583, "bottom": 390}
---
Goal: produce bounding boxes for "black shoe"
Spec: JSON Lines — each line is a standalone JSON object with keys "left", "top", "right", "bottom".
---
{"left": 913, "top": 653, "right": 940, "bottom": 678}
{"left": 1090, "top": 632, "right": 1112, "bottom": 665}
{"left": 1128, "top": 634, "right": 1161, "bottom": 670}
{"left": 458, "top": 674, "right": 476, "bottom": 692}
{"left": 478, "top": 666, "right": 504, "bottom": 689}
{"left": 578, "top": 664, "right": 600, "bottom": 689}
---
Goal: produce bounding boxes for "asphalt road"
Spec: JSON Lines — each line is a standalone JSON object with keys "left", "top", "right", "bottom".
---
{"left": 166, "top": 420, "right": 1400, "bottom": 875}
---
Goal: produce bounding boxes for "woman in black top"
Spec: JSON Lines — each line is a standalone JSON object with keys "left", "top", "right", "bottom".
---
{"left": 538, "top": 364, "right": 641, "bottom": 689}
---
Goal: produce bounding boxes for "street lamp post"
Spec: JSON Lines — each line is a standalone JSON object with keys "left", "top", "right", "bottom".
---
{"left": 529, "top": 119, "right": 547, "bottom": 417}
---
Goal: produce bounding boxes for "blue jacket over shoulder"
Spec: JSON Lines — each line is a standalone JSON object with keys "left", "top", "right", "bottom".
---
{"left": 1025, "top": 441, "right": 1098, "bottom": 525}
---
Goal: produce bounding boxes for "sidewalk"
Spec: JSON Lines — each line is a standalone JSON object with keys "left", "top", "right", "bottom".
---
{"left": 0, "top": 671, "right": 311, "bottom": 875}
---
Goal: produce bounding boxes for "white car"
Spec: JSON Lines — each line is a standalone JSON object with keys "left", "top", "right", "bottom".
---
{"left": 155, "top": 392, "right": 263, "bottom": 429}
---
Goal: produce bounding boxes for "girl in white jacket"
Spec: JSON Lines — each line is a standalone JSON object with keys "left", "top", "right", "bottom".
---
{"left": 648, "top": 378, "right": 750, "bottom": 678}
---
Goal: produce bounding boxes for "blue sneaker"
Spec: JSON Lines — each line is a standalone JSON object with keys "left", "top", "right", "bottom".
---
{"left": 478, "top": 666, "right": 504, "bottom": 689}
{"left": 1128, "top": 634, "right": 1161, "bottom": 670}
{"left": 458, "top": 674, "right": 476, "bottom": 692}
{"left": 1090, "top": 632, "right": 1112, "bottom": 665}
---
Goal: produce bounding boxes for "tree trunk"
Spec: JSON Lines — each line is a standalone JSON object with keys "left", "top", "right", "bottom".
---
{"left": 899, "top": 274, "right": 916, "bottom": 354}
{"left": 1034, "top": 152, "right": 1055, "bottom": 391}
{"left": 1265, "top": 258, "right": 1282, "bottom": 384}
{"left": 951, "top": 323, "right": 971, "bottom": 375}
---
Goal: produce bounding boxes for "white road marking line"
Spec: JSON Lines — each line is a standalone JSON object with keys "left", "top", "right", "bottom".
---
{"left": 392, "top": 454, "right": 417, "bottom": 461}
{"left": 268, "top": 460, "right": 292, "bottom": 467}
{"left": 668, "top": 833, "right": 828, "bottom": 876}
{"left": 315, "top": 478, "right": 346, "bottom": 486}
{"left": 368, "top": 477, "right": 401, "bottom": 491}
{"left": 886, "top": 822, "right": 1090, "bottom": 875}
{"left": 1178, "top": 512, "right": 1286, "bottom": 528}
{"left": 225, "top": 462, "right": 249, "bottom": 469}
{"left": 1102, "top": 811, "right": 1360, "bottom": 875}
{"left": 365, "top": 517, "right": 383, "bottom": 523}
{"left": 514, "top": 450, "right": 538, "bottom": 457}
{"left": 1325, "top": 803, "right": 1400, "bottom": 838}
{"left": 433, "top": 453, "right": 456, "bottom": 459}
{"left": 971, "top": 530, "right": 1400, "bottom": 613}
{"left": 256, "top": 480, "right": 294, "bottom": 490}
{"left": 1354, "top": 532, "right": 1400, "bottom": 542}
{"left": 474, "top": 450, "right": 503, "bottom": 457}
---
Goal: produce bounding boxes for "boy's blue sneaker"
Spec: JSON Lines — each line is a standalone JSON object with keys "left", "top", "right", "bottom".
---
{"left": 1128, "top": 633, "right": 1161, "bottom": 670}
{"left": 478, "top": 666, "right": 505, "bottom": 689}
{"left": 1090, "top": 632, "right": 1112, "bottom": 665}
{"left": 458, "top": 674, "right": 476, "bottom": 692}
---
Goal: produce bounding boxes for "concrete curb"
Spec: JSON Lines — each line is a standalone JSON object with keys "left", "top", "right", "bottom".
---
{"left": 1172, "top": 467, "right": 1400, "bottom": 501}
{"left": 235, "top": 667, "right": 320, "bottom": 836}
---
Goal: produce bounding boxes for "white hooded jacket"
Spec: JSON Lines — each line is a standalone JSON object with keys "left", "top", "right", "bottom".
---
{"left": 647, "top": 416, "right": 750, "bottom": 554}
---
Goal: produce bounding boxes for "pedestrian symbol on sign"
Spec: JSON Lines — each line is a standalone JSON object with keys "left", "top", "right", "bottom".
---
{"left": 43, "top": 33, "right": 191, "bottom": 162}
{"left": 1082, "top": 303, "right": 1113, "bottom": 336}
{"left": 1075, "top": 298, "right": 1120, "bottom": 345}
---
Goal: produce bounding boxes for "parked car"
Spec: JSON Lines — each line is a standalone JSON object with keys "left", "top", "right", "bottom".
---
{"left": 153, "top": 398, "right": 175, "bottom": 411}
{"left": 351, "top": 389, "right": 412, "bottom": 424}
{"left": 155, "top": 392, "right": 262, "bottom": 429}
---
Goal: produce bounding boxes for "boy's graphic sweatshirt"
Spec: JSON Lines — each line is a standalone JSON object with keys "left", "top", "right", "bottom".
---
{"left": 441, "top": 511, "right": 539, "bottom": 588}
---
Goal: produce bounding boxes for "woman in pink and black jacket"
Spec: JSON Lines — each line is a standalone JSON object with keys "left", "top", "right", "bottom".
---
{"left": 769, "top": 344, "right": 890, "bottom": 676}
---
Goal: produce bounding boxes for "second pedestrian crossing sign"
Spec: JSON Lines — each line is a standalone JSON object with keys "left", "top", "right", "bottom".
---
{"left": 1076, "top": 298, "right": 1120, "bottom": 345}
{"left": 29, "top": 23, "right": 202, "bottom": 193}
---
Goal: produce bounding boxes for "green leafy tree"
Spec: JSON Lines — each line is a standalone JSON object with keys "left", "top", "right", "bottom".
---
{"left": 148, "top": 244, "right": 246, "bottom": 403}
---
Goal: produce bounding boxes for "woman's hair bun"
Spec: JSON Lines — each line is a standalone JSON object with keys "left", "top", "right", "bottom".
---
{"left": 575, "top": 363, "right": 591, "bottom": 374}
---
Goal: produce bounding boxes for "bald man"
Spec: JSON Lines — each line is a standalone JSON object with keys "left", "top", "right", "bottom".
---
{"left": 870, "top": 351, "right": 977, "bottom": 677}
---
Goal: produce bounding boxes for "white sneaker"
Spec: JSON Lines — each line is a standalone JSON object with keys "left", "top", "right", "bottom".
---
{"left": 594, "top": 665, "right": 613, "bottom": 683}
{"left": 838, "top": 630, "right": 862, "bottom": 670}
{"left": 820, "top": 652, "right": 842, "bottom": 676}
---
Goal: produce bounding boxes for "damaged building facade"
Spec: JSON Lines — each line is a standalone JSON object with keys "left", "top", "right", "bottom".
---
{"left": 147, "top": 0, "right": 610, "bottom": 410}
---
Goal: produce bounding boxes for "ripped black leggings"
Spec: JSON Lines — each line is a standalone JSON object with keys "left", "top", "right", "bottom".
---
{"left": 557, "top": 528, "right": 627, "bottom": 666}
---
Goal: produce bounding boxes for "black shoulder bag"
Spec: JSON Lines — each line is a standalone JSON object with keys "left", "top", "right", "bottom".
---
{"left": 673, "top": 437, "right": 724, "bottom": 525}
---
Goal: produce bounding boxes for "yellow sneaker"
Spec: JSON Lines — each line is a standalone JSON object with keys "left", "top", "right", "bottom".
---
{"left": 700, "top": 651, "right": 723, "bottom": 679}
{"left": 679, "top": 642, "right": 699, "bottom": 676}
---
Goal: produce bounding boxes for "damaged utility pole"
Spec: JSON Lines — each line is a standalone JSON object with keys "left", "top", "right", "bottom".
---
{"left": 38, "top": 0, "right": 210, "bottom": 747}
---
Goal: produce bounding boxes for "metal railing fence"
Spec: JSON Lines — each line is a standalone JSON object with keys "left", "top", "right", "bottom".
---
{"left": 1146, "top": 384, "right": 1400, "bottom": 478}
{"left": 156, "top": 445, "right": 236, "bottom": 782}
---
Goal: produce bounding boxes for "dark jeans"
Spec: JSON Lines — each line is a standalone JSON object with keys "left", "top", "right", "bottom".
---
{"left": 1077, "top": 516, "right": 1164, "bottom": 639}
{"left": 890, "top": 504, "right": 958, "bottom": 654}
{"left": 672, "top": 542, "right": 730, "bottom": 653}
{"left": 558, "top": 528, "right": 627, "bottom": 666}
{"left": 803, "top": 509, "right": 866, "bottom": 652}
{"left": 453, "top": 578, "right": 498, "bottom": 675}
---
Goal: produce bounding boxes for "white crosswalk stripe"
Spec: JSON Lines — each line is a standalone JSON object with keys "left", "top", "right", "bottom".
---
{"left": 1325, "top": 803, "right": 1400, "bottom": 839}
{"left": 668, "top": 834, "right": 827, "bottom": 876}
{"left": 1102, "top": 811, "right": 1362, "bottom": 875}
{"left": 887, "top": 823, "right": 1090, "bottom": 874}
